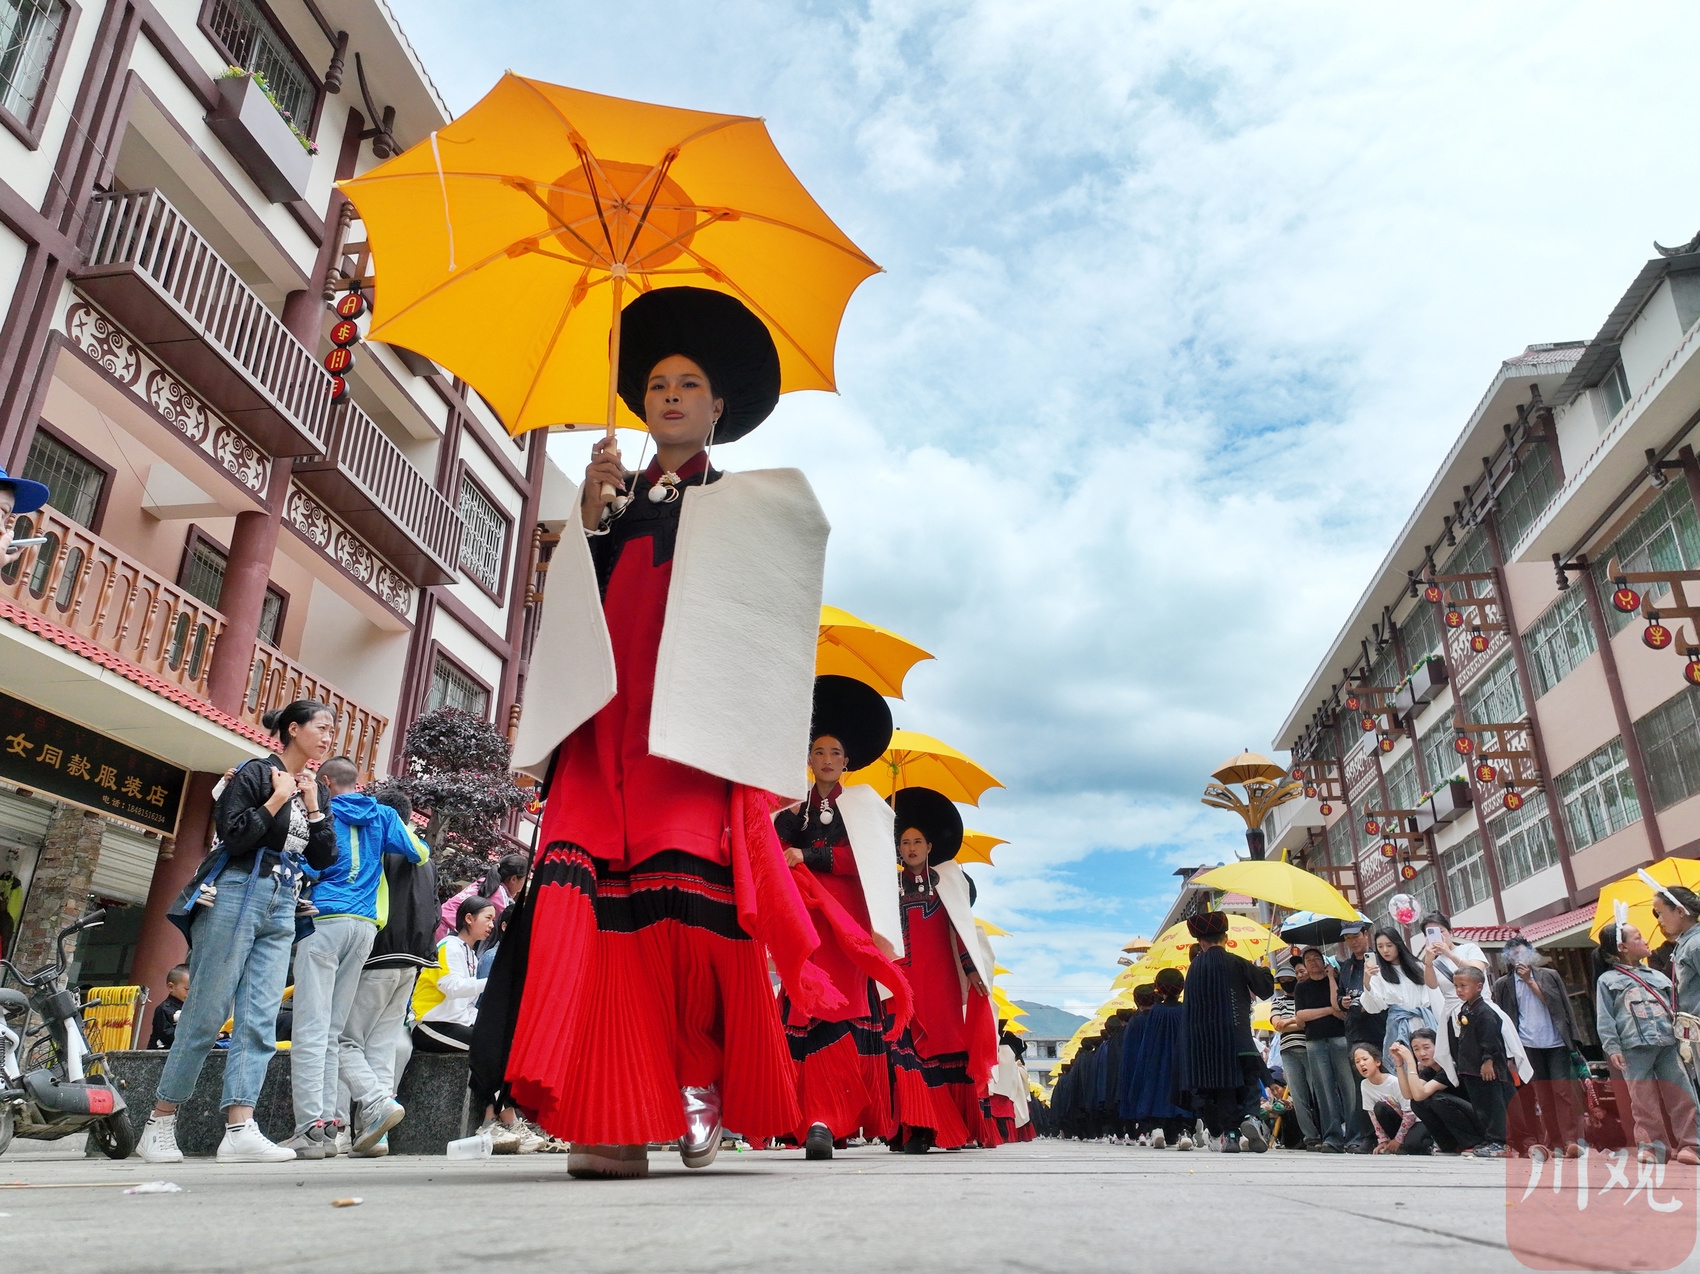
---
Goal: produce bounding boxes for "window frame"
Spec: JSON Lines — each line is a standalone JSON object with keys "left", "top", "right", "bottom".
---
{"left": 176, "top": 526, "right": 288, "bottom": 645}
{"left": 424, "top": 644, "right": 494, "bottom": 722}
{"left": 1523, "top": 584, "right": 1596, "bottom": 697}
{"left": 453, "top": 463, "right": 512, "bottom": 603}
{"left": 0, "top": 0, "right": 78, "bottom": 149}
{"left": 1555, "top": 736, "right": 1642, "bottom": 851}
{"left": 195, "top": 0, "right": 325, "bottom": 142}
{"left": 1635, "top": 683, "right": 1700, "bottom": 813}
{"left": 1599, "top": 358, "right": 1632, "bottom": 424}
{"left": 19, "top": 420, "right": 113, "bottom": 533}
{"left": 1487, "top": 791, "right": 1558, "bottom": 889}
{"left": 1462, "top": 651, "right": 1524, "bottom": 726}
{"left": 1495, "top": 436, "right": 1561, "bottom": 550}
{"left": 1441, "top": 831, "right": 1492, "bottom": 913}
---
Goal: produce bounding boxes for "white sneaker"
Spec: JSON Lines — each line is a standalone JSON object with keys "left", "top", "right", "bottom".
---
{"left": 218, "top": 1119, "right": 296, "bottom": 1163}
{"left": 279, "top": 1124, "right": 326, "bottom": 1160}
{"left": 481, "top": 1117, "right": 523, "bottom": 1155}
{"left": 354, "top": 1098, "right": 405, "bottom": 1154}
{"left": 1149, "top": 1128, "right": 1166, "bottom": 1150}
{"left": 1176, "top": 1134, "right": 1195, "bottom": 1151}
{"left": 513, "top": 1119, "right": 549, "bottom": 1155}
{"left": 138, "top": 1114, "right": 184, "bottom": 1163}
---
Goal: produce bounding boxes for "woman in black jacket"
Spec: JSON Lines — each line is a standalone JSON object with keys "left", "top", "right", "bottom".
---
{"left": 138, "top": 699, "right": 337, "bottom": 1164}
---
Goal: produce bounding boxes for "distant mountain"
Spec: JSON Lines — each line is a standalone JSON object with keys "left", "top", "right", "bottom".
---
{"left": 1013, "top": 1000, "right": 1088, "bottom": 1038}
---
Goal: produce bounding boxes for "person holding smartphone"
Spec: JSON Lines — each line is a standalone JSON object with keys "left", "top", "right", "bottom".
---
{"left": 1418, "top": 911, "right": 1489, "bottom": 1014}
{"left": 0, "top": 463, "right": 50, "bottom": 564}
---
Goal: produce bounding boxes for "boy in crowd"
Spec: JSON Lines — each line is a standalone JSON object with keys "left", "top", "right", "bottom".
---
{"left": 147, "top": 965, "right": 190, "bottom": 1050}
{"left": 1446, "top": 966, "right": 1510, "bottom": 1157}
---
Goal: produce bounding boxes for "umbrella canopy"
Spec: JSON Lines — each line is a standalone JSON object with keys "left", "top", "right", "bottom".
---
{"left": 1251, "top": 998, "right": 1274, "bottom": 1032}
{"left": 978, "top": 918, "right": 1011, "bottom": 938}
{"left": 846, "top": 730, "right": 1003, "bottom": 805}
{"left": 1192, "top": 861, "right": 1358, "bottom": 921}
{"left": 957, "top": 830, "right": 1006, "bottom": 867}
{"left": 1143, "top": 915, "right": 1275, "bottom": 969}
{"left": 340, "top": 74, "right": 880, "bottom": 437}
{"left": 1211, "top": 751, "right": 1289, "bottom": 787}
{"left": 1279, "top": 909, "right": 1368, "bottom": 948}
{"left": 817, "top": 606, "right": 933, "bottom": 698}
{"left": 1006, "top": 1019, "right": 1030, "bottom": 1036}
{"left": 1121, "top": 935, "right": 1152, "bottom": 954}
{"left": 1590, "top": 858, "right": 1700, "bottom": 942}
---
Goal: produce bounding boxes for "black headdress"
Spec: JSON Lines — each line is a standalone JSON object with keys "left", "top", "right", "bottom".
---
{"left": 809, "top": 675, "right": 893, "bottom": 773}
{"left": 616, "top": 287, "right": 781, "bottom": 442}
{"left": 892, "top": 786, "right": 964, "bottom": 865}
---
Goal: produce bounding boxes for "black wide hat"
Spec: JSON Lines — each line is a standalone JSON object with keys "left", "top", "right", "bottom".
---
{"left": 616, "top": 286, "right": 781, "bottom": 443}
{"left": 893, "top": 786, "right": 964, "bottom": 865}
{"left": 809, "top": 675, "right": 893, "bottom": 774}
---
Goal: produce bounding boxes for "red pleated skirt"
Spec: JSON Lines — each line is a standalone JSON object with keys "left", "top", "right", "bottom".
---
{"left": 888, "top": 1030, "right": 981, "bottom": 1148}
{"left": 781, "top": 979, "right": 894, "bottom": 1141}
{"left": 505, "top": 842, "right": 800, "bottom": 1146}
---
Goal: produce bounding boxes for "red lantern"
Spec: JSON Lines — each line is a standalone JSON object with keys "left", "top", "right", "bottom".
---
{"left": 1364, "top": 818, "right": 1381, "bottom": 836}
{"left": 1453, "top": 735, "right": 1475, "bottom": 756}
{"left": 1686, "top": 660, "right": 1700, "bottom": 687}
{"left": 330, "top": 318, "right": 361, "bottom": 347}
{"left": 525, "top": 797, "right": 543, "bottom": 815}
{"left": 1424, "top": 584, "right": 1443, "bottom": 604}
{"left": 1345, "top": 694, "right": 1362, "bottom": 711}
{"left": 328, "top": 374, "right": 348, "bottom": 402}
{"left": 1361, "top": 716, "right": 1376, "bottom": 732}
{"left": 1291, "top": 767, "right": 1304, "bottom": 780}
{"left": 1380, "top": 841, "right": 1397, "bottom": 859}
{"left": 334, "top": 291, "right": 367, "bottom": 319}
{"left": 1378, "top": 736, "right": 1395, "bottom": 754}
{"left": 1612, "top": 587, "right": 1641, "bottom": 614}
{"left": 1319, "top": 803, "right": 1333, "bottom": 816}
{"left": 1469, "top": 631, "right": 1489, "bottom": 654}
{"left": 1444, "top": 609, "right": 1464, "bottom": 628}
{"left": 1400, "top": 863, "right": 1419, "bottom": 881}
{"left": 1503, "top": 788, "right": 1525, "bottom": 811}
{"left": 1645, "top": 622, "right": 1674, "bottom": 650}
{"left": 1304, "top": 785, "right": 1317, "bottom": 798}
{"left": 323, "top": 346, "right": 354, "bottom": 375}
{"left": 1475, "top": 762, "right": 1497, "bottom": 783}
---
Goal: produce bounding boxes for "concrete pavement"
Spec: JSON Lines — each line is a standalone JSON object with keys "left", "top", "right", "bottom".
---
{"left": 0, "top": 1136, "right": 1677, "bottom": 1273}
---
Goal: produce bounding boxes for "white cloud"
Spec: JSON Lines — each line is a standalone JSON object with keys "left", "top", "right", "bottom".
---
{"left": 398, "top": 0, "right": 1700, "bottom": 1009}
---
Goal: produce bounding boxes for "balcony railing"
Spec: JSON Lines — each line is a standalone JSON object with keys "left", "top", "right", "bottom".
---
{"left": 243, "top": 643, "right": 388, "bottom": 778}
{"left": 0, "top": 506, "right": 224, "bottom": 698}
{"left": 295, "top": 402, "right": 463, "bottom": 586}
{"left": 75, "top": 188, "right": 330, "bottom": 457}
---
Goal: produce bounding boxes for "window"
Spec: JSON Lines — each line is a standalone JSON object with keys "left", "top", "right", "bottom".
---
{"left": 1556, "top": 737, "right": 1642, "bottom": 850}
{"left": 1636, "top": 683, "right": 1700, "bottom": 811}
{"left": 19, "top": 429, "right": 104, "bottom": 529}
{"left": 1447, "top": 527, "right": 1493, "bottom": 579}
{"left": 1442, "top": 831, "right": 1492, "bottom": 912}
{"left": 201, "top": 0, "right": 315, "bottom": 126}
{"left": 1496, "top": 437, "right": 1560, "bottom": 549}
{"left": 1600, "top": 358, "right": 1632, "bottom": 424}
{"left": 1419, "top": 722, "right": 1464, "bottom": 791}
{"left": 178, "top": 533, "right": 284, "bottom": 645}
{"left": 1462, "top": 653, "right": 1524, "bottom": 726}
{"left": 1524, "top": 586, "right": 1596, "bottom": 696}
{"left": 1489, "top": 791, "right": 1558, "bottom": 888}
{"left": 457, "top": 476, "right": 509, "bottom": 595}
{"left": 1399, "top": 599, "right": 1442, "bottom": 665}
{"left": 1594, "top": 484, "right": 1700, "bottom": 634}
{"left": 1407, "top": 865, "right": 1440, "bottom": 917}
{"left": 427, "top": 652, "right": 490, "bottom": 719}
{"left": 1384, "top": 751, "right": 1419, "bottom": 812}
{"left": 0, "top": 0, "right": 67, "bottom": 125}
{"left": 1368, "top": 640, "right": 1401, "bottom": 694}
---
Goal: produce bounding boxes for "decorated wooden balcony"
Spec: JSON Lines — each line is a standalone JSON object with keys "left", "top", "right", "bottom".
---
{"left": 243, "top": 643, "right": 388, "bottom": 778}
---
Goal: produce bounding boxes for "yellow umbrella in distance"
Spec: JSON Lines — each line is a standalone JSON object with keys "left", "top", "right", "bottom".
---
{"left": 978, "top": 919, "right": 1011, "bottom": 938}
{"left": 1251, "top": 998, "right": 1274, "bottom": 1031}
{"left": 1143, "top": 915, "right": 1274, "bottom": 969}
{"left": 992, "top": 989, "right": 1026, "bottom": 1018}
{"left": 847, "top": 730, "right": 1003, "bottom": 805}
{"left": 958, "top": 831, "right": 1006, "bottom": 867}
{"left": 341, "top": 74, "right": 880, "bottom": 438}
{"left": 817, "top": 606, "right": 933, "bottom": 698}
{"left": 1590, "top": 858, "right": 1700, "bottom": 942}
{"left": 993, "top": 963, "right": 1012, "bottom": 977}
{"left": 1006, "top": 1019, "right": 1030, "bottom": 1036}
{"left": 1191, "top": 861, "right": 1358, "bottom": 921}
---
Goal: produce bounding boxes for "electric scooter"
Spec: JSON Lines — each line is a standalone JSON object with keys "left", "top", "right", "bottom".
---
{"left": 0, "top": 909, "right": 133, "bottom": 1158}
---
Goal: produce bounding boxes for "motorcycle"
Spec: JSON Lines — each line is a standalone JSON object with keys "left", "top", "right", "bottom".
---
{"left": 0, "top": 909, "right": 133, "bottom": 1159}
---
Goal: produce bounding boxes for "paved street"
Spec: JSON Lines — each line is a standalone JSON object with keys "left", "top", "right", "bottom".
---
{"left": 0, "top": 1136, "right": 1646, "bottom": 1274}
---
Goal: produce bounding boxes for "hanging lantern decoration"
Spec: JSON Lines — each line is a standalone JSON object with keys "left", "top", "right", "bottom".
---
{"left": 1453, "top": 735, "right": 1475, "bottom": 756}
{"left": 1378, "top": 735, "right": 1395, "bottom": 754}
{"left": 1361, "top": 715, "right": 1377, "bottom": 733}
{"left": 1319, "top": 802, "right": 1333, "bottom": 816}
{"left": 334, "top": 290, "right": 368, "bottom": 321}
{"left": 1686, "top": 658, "right": 1700, "bottom": 687}
{"left": 1400, "top": 862, "right": 1419, "bottom": 881}
{"left": 1345, "top": 694, "right": 1362, "bottom": 712}
{"left": 1424, "top": 583, "right": 1443, "bottom": 604}
{"left": 1612, "top": 585, "right": 1642, "bottom": 614}
{"left": 1645, "top": 620, "right": 1674, "bottom": 650}
{"left": 1444, "top": 608, "right": 1465, "bottom": 629}
{"left": 1469, "top": 627, "right": 1489, "bottom": 654}
{"left": 328, "top": 374, "right": 349, "bottom": 403}
{"left": 1304, "top": 784, "right": 1318, "bottom": 798}
{"left": 1503, "top": 786, "right": 1526, "bottom": 811}
{"left": 1364, "top": 818, "right": 1381, "bottom": 836}
{"left": 1291, "top": 767, "right": 1304, "bottom": 781}
{"left": 323, "top": 345, "right": 354, "bottom": 376}
{"left": 1380, "top": 840, "right": 1398, "bottom": 859}
{"left": 325, "top": 287, "right": 365, "bottom": 403}
{"left": 1475, "top": 761, "right": 1498, "bottom": 783}
{"left": 525, "top": 796, "right": 543, "bottom": 816}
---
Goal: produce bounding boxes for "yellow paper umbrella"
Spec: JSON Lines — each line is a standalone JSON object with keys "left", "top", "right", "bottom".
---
{"left": 958, "top": 830, "right": 1006, "bottom": 867}
{"left": 993, "top": 963, "right": 1012, "bottom": 977}
{"left": 340, "top": 74, "right": 880, "bottom": 438}
{"left": 1590, "top": 858, "right": 1700, "bottom": 942}
{"left": 1190, "top": 861, "right": 1358, "bottom": 921}
{"left": 1251, "top": 998, "right": 1274, "bottom": 1031}
{"left": 1143, "top": 915, "right": 1274, "bottom": 969}
{"left": 846, "top": 730, "right": 1003, "bottom": 805}
{"left": 992, "top": 988, "right": 1026, "bottom": 1018}
{"left": 978, "top": 919, "right": 1011, "bottom": 938}
{"left": 817, "top": 606, "right": 933, "bottom": 698}
{"left": 1006, "top": 1020, "right": 1029, "bottom": 1036}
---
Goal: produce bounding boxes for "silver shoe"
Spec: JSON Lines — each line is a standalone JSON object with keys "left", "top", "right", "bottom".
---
{"left": 680, "top": 1084, "right": 723, "bottom": 1169}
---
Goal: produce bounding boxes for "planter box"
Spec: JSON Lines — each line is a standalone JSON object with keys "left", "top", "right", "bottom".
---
{"left": 1424, "top": 778, "right": 1473, "bottom": 826}
{"left": 207, "top": 74, "right": 314, "bottom": 203}
{"left": 1393, "top": 657, "right": 1448, "bottom": 716}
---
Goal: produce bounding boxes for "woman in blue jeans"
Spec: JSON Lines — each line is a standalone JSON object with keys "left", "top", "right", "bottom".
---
{"left": 137, "top": 700, "right": 337, "bottom": 1163}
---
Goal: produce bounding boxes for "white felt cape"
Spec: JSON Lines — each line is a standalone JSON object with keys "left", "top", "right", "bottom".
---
{"left": 512, "top": 469, "right": 828, "bottom": 802}
{"left": 838, "top": 783, "right": 903, "bottom": 960}
{"left": 935, "top": 859, "right": 996, "bottom": 986}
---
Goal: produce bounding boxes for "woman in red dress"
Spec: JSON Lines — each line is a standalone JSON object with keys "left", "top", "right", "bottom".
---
{"left": 886, "top": 787, "right": 999, "bottom": 1152}
{"left": 774, "top": 676, "right": 911, "bottom": 1160}
{"left": 472, "top": 288, "right": 840, "bottom": 1180}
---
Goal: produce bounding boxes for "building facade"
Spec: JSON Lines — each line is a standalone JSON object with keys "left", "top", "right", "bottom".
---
{"left": 0, "top": 0, "right": 567, "bottom": 1016}
{"left": 1268, "top": 231, "right": 1700, "bottom": 970}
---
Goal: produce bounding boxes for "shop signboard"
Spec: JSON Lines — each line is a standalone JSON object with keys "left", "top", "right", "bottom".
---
{"left": 0, "top": 693, "right": 186, "bottom": 833}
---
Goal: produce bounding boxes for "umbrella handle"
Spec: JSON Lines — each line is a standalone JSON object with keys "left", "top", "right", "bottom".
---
{"left": 601, "top": 271, "right": 626, "bottom": 499}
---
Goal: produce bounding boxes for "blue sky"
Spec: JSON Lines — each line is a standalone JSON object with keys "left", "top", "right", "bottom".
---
{"left": 397, "top": 0, "right": 1700, "bottom": 1013}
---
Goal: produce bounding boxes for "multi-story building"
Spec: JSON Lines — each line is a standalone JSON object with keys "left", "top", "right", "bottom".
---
{"left": 1267, "top": 227, "right": 1700, "bottom": 993}
{"left": 0, "top": 0, "right": 568, "bottom": 1016}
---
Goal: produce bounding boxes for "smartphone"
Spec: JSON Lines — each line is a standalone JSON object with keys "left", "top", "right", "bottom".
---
{"left": 1424, "top": 925, "right": 1443, "bottom": 944}
{"left": 8, "top": 536, "right": 47, "bottom": 548}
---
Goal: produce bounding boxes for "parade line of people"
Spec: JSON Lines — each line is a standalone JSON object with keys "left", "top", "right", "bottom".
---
{"left": 132, "top": 289, "right": 1037, "bottom": 1175}
{"left": 1048, "top": 898, "right": 1700, "bottom": 1165}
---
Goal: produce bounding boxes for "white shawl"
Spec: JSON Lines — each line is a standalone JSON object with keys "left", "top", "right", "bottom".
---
{"left": 837, "top": 783, "right": 903, "bottom": 959}
{"left": 513, "top": 470, "right": 828, "bottom": 801}
{"left": 934, "top": 859, "right": 996, "bottom": 986}
{"left": 1433, "top": 994, "right": 1535, "bottom": 1087}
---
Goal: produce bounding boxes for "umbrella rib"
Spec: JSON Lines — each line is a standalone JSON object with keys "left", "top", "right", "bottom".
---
{"left": 670, "top": 243, "right": 836, "bottom": 387}
{"left": 510, "top": 276, "right": 586, "bottom": 431}
{"left": 365, "top": 238, "right": 549, "bottom": 338}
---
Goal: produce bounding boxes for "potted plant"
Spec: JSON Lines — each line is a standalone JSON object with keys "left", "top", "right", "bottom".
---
{"left": 207, "top": 68, "right": 316, "bottom": 203}
{"left": 1424, "top": 777, "right": 1473, "bottom": 826}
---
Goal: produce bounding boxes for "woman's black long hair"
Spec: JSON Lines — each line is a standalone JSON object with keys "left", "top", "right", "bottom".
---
{"left": 1372, "top": 925, "right": 1425, "bottom": 984}
{"left": 1593, "top": 924, "right": 1627, "bottom": 985}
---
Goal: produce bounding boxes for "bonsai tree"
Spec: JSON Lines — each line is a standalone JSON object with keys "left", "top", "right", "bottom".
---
{"left": 370, "top": 707, "right": 530, "bottom": 894}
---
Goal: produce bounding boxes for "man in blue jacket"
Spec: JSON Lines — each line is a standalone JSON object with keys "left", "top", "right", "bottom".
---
{"left": 284, "top": 756, "right": 427, "bottom": 1159}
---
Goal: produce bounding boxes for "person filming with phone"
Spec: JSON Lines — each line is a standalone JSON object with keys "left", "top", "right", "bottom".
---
{"left": 0, "top": 464, "right": 51, "bottom": 565}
